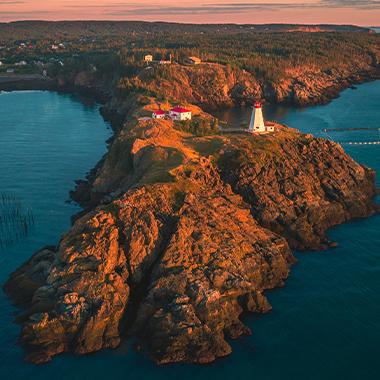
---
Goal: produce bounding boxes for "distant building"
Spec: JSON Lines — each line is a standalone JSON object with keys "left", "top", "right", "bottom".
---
{"left": 187, "top": 56, "right": 202, "bottom": 65}
{"left": 6, "top": 68, "right": 15, "bottom": 73}
{"left": 169, "top": 107, "right": 192, "bottom": 121}
{"left": 144, "top": 54, "right": 153, "bottom": 63}
{"left": 51, "top": 44, "right": 59, "bottom": 50}
{"left": 152, "top": 110, "right": 166, "bottom": 119}
{"left": 14, "top": 61, "right": 27, "bottom": 66}
{"left": 0, "top": 61, "right": 3, "bottom": 66}
{"left": 248, "top": 102, "right": 275, "bottom": 134}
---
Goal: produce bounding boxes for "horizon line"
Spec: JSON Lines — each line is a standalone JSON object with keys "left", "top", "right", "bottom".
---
{"left": 0, "top": 19, "right": 379, "bottom": 27}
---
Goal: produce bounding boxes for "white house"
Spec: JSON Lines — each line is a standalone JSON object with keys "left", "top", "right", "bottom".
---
{"left": 15, "top": 60, "right": 27, "bottom": 66}
{"left": 144, "top": 54, "right": 153, "bottom": 63}
{"left": 152, "top": 109, "right": 166, "bottom": 119}
{"left": 169, "top": 107, "right": 192, "bottom": 121}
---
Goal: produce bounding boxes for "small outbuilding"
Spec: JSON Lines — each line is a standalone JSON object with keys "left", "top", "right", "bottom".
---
{"left": 152, "top": 109, "right": 166, "bottom": 119}
{"left": 144, "top": 54, "right": 153, "bottom": 63}
{"left": 169, "top": 107, "right": 192, "bottom": 121}
{"left": 187, "top": 56, "right": 202, "bottom": 65}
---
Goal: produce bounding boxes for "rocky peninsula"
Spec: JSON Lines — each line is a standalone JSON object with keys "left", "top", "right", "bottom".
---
{"left": 4, "top": 88, "right": 379, "bottom": 365}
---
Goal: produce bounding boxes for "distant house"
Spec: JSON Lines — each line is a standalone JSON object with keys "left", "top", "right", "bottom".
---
{"left": 169, "top": 107, "right": 192, "bottom": 121}
{"left": 0, "top": 61, "right": 3, "bottom": 66}
{"left": 6, "top": 68, "right": 15, "bottom": 73}
{"left": 152, "top": 110, "right": 166, "bottom": 119}
{"left": 51, "top": 44, "right": 59, "bottom": 50}
{"left": 15, "top": 60, "right": 27, "bottom": 66}
{"left": 144, "top": 54, "right": 153, "bottom": 63}
{"left": 187, "top": 56, "right": 201, "bottom": 65}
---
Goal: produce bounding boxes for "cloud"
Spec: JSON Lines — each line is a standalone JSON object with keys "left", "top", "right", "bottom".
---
{"left": 321, "top": 0, "right": 380, "bottom": 8}
{"left": 72, "top": 1, "right": 380, "bottom": 16}
{"left": 0, "top": 10, "right": 52, "bottom": 15}
{"left": 2, "top": 1, "right": 380, "bottom": 21}
{"left": 0, "top": 1, "right": 27, "bottom": 4}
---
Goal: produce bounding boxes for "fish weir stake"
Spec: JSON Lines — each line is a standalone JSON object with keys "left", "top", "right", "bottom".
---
{"left": 0, "top": 193, "right": 34, "bottom": 250}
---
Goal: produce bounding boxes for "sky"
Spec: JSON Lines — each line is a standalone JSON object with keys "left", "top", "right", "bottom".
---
{"left": 0, "top": 0, "right": 380, "bottom": 25}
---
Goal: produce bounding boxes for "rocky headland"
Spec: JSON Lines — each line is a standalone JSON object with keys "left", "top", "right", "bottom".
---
{"left": 4, "top": 92, "right": 379, "bottom": 364}
{"left": 117, "top": 58, "right": 380, "bottom": 108}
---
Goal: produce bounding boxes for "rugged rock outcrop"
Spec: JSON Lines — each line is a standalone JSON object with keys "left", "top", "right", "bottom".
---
{"left": 218, "top": 129, "right": 379, "bottom": 250}
{"left": 4, "top": 104, "right": 378, "bottom": 365}
{"left": 5, "top": 158, "right": 293, "bottom": 364}
{"left": 122, "top": 61, "right": 380, "bottom": 108}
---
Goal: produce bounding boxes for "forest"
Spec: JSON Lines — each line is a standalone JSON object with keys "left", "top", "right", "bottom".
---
{"left": 1, "top": 21, "right": 379, "bottom": 98}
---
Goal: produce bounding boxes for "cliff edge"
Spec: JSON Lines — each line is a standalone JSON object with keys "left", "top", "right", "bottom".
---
{"left": 4, "top": 100, "right": 378, "bottom": 364}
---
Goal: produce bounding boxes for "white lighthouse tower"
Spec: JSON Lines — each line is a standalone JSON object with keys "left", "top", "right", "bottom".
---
{"left": 248, "top": 101, "right": 266, "bottom": 133}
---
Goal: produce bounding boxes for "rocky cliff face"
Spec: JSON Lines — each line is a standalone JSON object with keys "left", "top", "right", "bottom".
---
{"left": 218, "top": 129, "right": 378, "bottom": 250}
{"left": 122, "top": 60, "right": 380, "bottom": 109}
{"left": 4, "top": 104, "right": 378, "bottom": 365}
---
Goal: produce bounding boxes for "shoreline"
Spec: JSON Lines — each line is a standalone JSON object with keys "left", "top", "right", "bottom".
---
{"left": 2, "top": 72, "right": 380, "bottom": 365}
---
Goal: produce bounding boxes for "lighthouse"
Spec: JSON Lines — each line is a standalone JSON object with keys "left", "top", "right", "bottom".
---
{"left": 248, "top": 102, "right": 266, "bottom": 133}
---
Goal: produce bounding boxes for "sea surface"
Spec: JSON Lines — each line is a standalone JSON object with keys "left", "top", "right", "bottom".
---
{"left": 0, "top": 84, "right": 380, "bottom": 379}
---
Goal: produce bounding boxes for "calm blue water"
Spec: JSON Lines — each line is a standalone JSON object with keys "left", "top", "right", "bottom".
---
{"left": 1, "top": 83, "right": 380, "bottom": 379}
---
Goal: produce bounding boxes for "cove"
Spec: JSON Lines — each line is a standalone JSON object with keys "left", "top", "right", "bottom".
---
{"left": 1, "top": 81, "right": 380, "bottom": 380}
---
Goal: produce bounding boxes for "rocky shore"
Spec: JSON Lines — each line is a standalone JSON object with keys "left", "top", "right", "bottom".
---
{"left": 0, "top": 73, "right": 111, "bottom": 104}
{"left": 4, "top": 91, "right": 379, "bottom": 364}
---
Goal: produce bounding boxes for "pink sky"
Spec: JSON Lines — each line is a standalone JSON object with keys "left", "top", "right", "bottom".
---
{"left": 0, "top": 0, "right": 380, "bottom": 25}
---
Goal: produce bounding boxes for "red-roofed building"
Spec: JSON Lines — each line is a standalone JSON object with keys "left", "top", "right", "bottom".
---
{"left": 169, "top": 107, "right": 192, "bottom": 121}
{"left": 152, "top": 109, "right": 166, "bottom": 119}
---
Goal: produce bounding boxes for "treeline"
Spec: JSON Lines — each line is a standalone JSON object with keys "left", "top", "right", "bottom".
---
{"left": 115, "top": 31, "right": 380, "bottom": 82}
{"left": 0, "top": 21, "right": 372, "bottom": 42}
{"left": 0, "top": 21, "right": 379, "bottom": 94}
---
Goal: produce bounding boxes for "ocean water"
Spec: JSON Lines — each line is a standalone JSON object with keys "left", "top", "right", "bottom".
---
{"left": 0, "top": 83, "right": 380, "bottom": 379}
